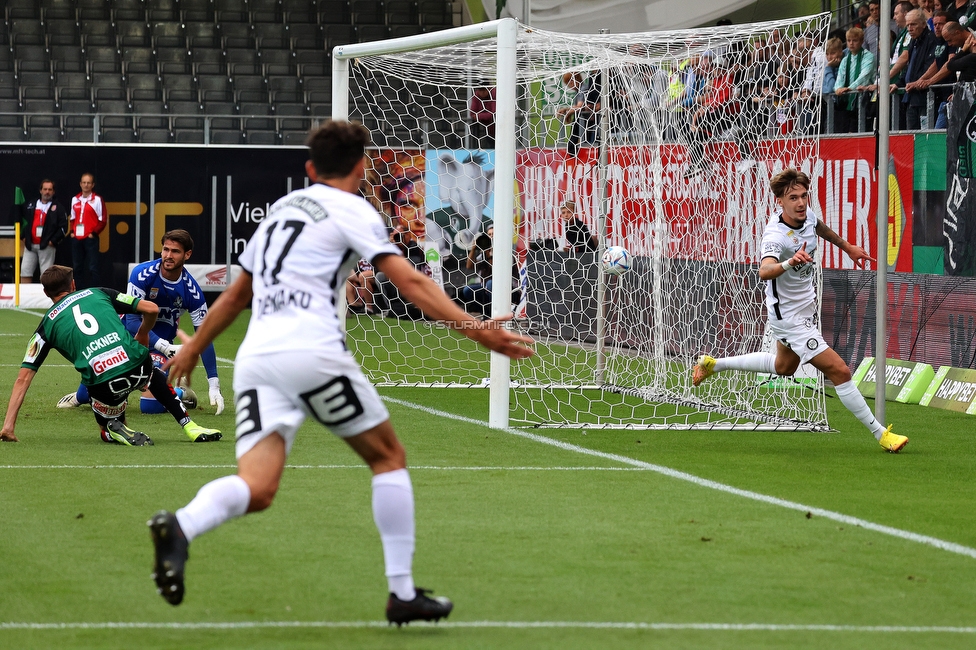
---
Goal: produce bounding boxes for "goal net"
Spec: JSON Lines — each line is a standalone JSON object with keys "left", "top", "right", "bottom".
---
{"left": 334, "top": 15, "right": 832, "bottom": 430}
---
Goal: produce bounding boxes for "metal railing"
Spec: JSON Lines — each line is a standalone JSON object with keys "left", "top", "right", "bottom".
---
{"left": 823, "top": 83, "right": 956, "bottom": 133}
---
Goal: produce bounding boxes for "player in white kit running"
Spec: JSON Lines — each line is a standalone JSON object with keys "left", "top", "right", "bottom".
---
{"left": 147, "top": 121, "right": 535, "bottom": 624}
{"left": 692, "top": 168, "right": 908, "bottom": 453}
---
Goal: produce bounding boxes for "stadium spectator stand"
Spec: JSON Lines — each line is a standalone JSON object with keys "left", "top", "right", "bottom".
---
{"left": 9, "top": 2, "right": 944, "bottom": 145}
{"left": 2, "top": 0, "right": 460, "bottom": 144}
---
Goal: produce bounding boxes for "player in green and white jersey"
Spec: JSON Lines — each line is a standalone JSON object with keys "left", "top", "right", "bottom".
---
{"left": 0, "top": 265, "right": 221, "bottom": 445}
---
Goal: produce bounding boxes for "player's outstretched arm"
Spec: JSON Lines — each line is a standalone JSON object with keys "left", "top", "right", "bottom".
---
{"left": 815, "top": 221, "right": 876, "bottom": 269}
{"left": 375, "top": 254, "right": 534, "bottom": 360}
{"left": 1, "top": 368, "right": 37, "bottom": 442}
{"left": 165, "top": 271, "right": 254, "bottom": 385}
{"left": 134, "top": 300, "right": 159, "bottom": 349}
{"left": 123, "top": 312, "right": 157, "bottom": 348}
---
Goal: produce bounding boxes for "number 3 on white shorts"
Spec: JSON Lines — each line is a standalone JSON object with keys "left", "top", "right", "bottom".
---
{"left": 301, "top": 377, "right": 364, "bottom": 426}
{"left": 236, "top": 389, "right": 263, "bottom": 438}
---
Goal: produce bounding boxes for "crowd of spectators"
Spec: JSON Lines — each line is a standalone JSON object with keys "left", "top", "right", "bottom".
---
{"left": 550, "top": 0, "right": 976, "bottom": 154}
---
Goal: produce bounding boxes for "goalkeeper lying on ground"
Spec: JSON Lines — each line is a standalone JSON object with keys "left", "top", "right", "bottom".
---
{"left": 57, "top": 229, "right": 225, "bottom": 418}
{"left": 1, "top": 266, "right": 220, "bottom": 445}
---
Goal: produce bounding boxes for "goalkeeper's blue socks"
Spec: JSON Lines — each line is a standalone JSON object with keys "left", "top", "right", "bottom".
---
{"left": 141, "top": 387, "right": 187, "bottom": 414}
{"left": 141, "top": 396, "right": 167, "bottom": 414}
{"left": 76, "top": 384, "right": 90, "bottom": 404}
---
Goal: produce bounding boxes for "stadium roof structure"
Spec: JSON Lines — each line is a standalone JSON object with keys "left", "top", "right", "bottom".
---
{"left": 485, "top": 0, "right": 771, "bottom": 33}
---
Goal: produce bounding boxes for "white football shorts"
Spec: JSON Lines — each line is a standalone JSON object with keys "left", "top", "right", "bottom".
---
{"left": 232, "top": 349, "right": 390, "bottom": 459}
{"left": 768, "top": 315, "right": 829, "bottom": 365}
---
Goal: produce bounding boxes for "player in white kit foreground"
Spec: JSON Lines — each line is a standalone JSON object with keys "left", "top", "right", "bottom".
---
{"left": 148, "top": 121, "right": 535, "bottom": 624}
{"left": 692, "top": 168, "right": 908, "bottom": 453}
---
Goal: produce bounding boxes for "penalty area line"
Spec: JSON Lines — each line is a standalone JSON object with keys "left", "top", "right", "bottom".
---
{"left": 0, "top": 621, "right": 974, "bottom": 633}
{"left": 382, "top": 396, "right": 976, "bottom": 561}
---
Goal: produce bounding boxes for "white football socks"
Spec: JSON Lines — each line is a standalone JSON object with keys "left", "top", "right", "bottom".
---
{"left": 714, "top": 352, "right": 777, "bottom": 374}
{"left": 834, "top": 380, "right": 885, "bottom": 439}
{"left": 172, "top": 469, "right": 420, "bottom": 601}
{"left": 372, "top": 468, "right": 416, "bottom": 601}
{"left": 175, "top": 475, "right": 251, "bottom": 542}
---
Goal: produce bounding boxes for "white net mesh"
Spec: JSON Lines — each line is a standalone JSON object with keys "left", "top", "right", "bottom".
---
{"left": 341, "top": 15, "right": 832, "bottom": 430}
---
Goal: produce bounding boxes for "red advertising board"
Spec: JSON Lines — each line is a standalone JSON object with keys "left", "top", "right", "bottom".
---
{"left": 515, "top": 135, "right": 915, "bottom": 271}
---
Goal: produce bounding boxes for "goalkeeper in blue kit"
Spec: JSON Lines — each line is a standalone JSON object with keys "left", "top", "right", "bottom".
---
{"left": 0, "top": 266, "right": 220, "bottom": 445}
{"left": 57, "top": 230, "right": 225, "bottom": 418}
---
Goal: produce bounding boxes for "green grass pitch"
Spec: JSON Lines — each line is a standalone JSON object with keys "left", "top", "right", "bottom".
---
{"left": 2, "top": 307, "right": 976, "bottom": 649}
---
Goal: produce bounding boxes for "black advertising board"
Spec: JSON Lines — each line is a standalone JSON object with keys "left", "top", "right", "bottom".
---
{"left": 945, "top": 83, "right": 976, "bottom": 276}
{"left": 0, "top": 144, "right": 309, "bottom": 288}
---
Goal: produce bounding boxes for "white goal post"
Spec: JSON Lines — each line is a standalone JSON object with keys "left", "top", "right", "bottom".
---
{"left": 331, "top": 16, "right": 832, "bottom": 432}
{"left": 332, "top": 20, "right": 519, "bottom": 428}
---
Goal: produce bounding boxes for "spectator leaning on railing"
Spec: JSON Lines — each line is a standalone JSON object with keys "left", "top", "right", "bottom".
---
{"left": 905, "top": 12, "right": 956, "bottom": 128}
{"left": 825, "top": 38, "right": 845, "bottom": 94}
{"left": 801, "top": 37, "right": 844, "bottom": 132}
{"left": 946, "top": 28, "right": 976, "bottom": 79}
{"left": 885, "top": 2, "right": 917, "bottom": 129}
{"left": 834, "top": 28, "right": 876, "bottom": 132}
{"left": 905, "top": 21, "right": 976, "bottom": 127}
{"left": 892, "top": 1, "right": 916, "bottom": 74}
{"left": 897, "top": 9, "right": 938, "bottom": 129}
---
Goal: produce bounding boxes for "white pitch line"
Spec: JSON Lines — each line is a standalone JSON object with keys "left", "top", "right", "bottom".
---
{"left": 1, "top": 365, "right": 972, "bottom": 562}
{"left": 1, "top": 621, "right": 974, "bottom": 633}
{"left": 0, "top": 464, "right": 644, "bottom": 471}
{"left": 382, "top": 396, "right": 976, "bottom": 561}
{"left": 0, "top": 362, "right": 74, "bottom": 368}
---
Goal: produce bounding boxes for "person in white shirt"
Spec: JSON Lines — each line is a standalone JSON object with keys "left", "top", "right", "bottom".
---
{"left": 147, "top": 120, "right": 535, "bottom": 625}
{"left": 692, "top": 169, "right": 908, "bottom": 453}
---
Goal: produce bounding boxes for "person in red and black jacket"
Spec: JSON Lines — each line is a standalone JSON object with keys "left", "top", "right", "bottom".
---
{"left": 69, "top": 172, "right": 108, "bottom": 288}
{"left": 20, "top": 179, "right": 68, "bottom": 283}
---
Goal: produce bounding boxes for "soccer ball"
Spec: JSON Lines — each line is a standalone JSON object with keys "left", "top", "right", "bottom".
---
{"left": 601, "top": 246, "right": 631, "bottom": 276}
{"left": 176, "top": 386, "right": 198, "bottom": 410}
